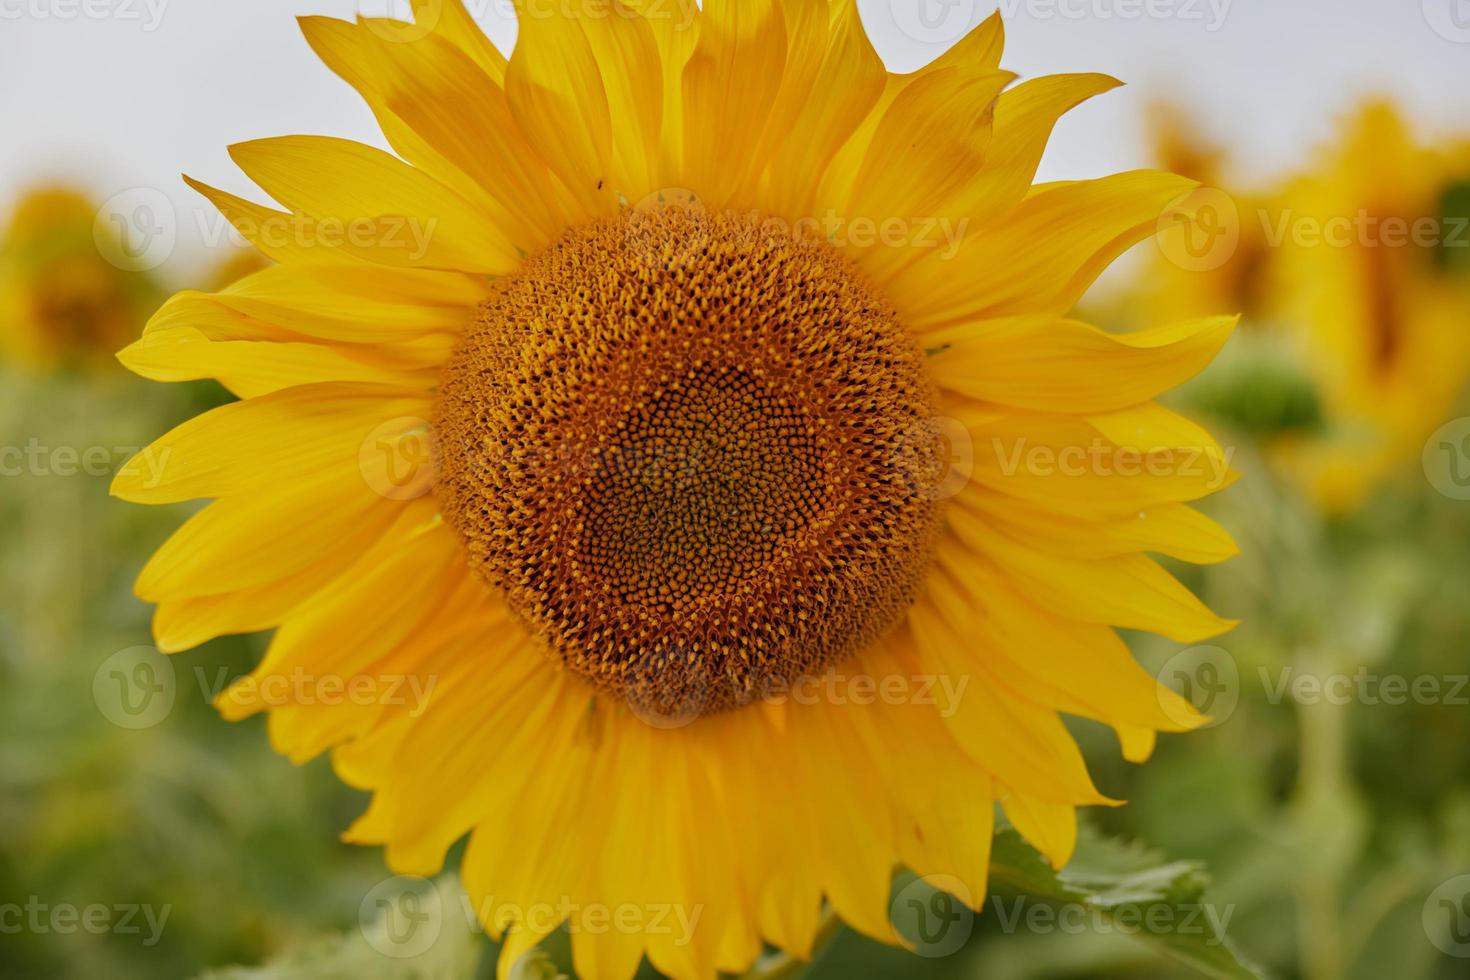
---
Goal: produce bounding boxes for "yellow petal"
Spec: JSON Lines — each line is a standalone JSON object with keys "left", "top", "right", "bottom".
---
{"left": 959, "top": 487, "right": 1239, "bottom": 566}
{"left": 182, "top": 176, "right": 346, "bottom": 267}
{"left": 506, "top": 3, "right": 617, "bottom": 214}
{"left": 681, "top": 0, "right": 788, "bottom": 208}
{"left": 762, "top": 0, "right": 885, "bottom": 217}
{"left": 214, "top": 262, "right": 484, "bottom": 343}
{"left": 619, "top": 0, "right": 699, "bottom": 180}
{"left": 1001, "top": 792, "right": 1078, "bottom": 870}
{"left": 931, "top": 542, "right": 1208, "bottom": 733}
{"left": 894, "top": 170, "right": 1197, "bottom": 331}
{"left": 956, "top": 408, "right": 1237, "bottom": 518}
{"left": 847, "top": 66, "right": 1013, "bottom": 221}
{"left": 228, "top": 136, "right": 518, "bottom": 273}
{"left": 972, "top": 531, "right": 1238, "bottom": 643}
{"left": 112, "top": 383, "right": 431, "bottom": 504}
{"left": 117, "top": 326, "right": 430, "bottom": 398}
{"left": 133, "top": 468, "right": 403, "bottom": 602}
{"left": 904, "top": 617, "right": 1112, "bottom": 806}
{"left": 930, "top": 315, "right": 1237, "bottom": 413}
{"left": 957, "top": 73, "right": 1121, "bottom": 221}
{"left": 299, "top": 15, "right": 569, "bottom": 248}
{"left": 925, "top": 10, "right": 1005, "bottom": 73}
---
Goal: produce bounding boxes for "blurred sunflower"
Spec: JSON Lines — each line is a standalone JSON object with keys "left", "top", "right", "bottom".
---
{"left": 0, "top": 186, "right": 160, "bottom": 372}
{"left": 1269, "top": 103, "right": 1470, "bottom": 511}
{"left": 115, "top": 3, "right": 1239, "bottom": 977}
{"left": 1119, "top": 103, "right": 1277, "bottom": 327}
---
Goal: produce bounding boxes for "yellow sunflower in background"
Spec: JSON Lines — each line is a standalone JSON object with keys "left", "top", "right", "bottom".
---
{"left": 1113, "top": 102, "right": 1276, "bottom": 329}
{"left": 1270, "top": 102, "right": 1470, "bottom": 511}
{"left": 0, "top": 186, "right": 158, "bottom": 372}
{"left": 115, "top": 2, "right": 1240, "bottom": 977}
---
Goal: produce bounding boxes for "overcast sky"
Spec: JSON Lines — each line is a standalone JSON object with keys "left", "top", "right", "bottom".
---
{"left": 3, "top": 0, "right": 1468, "bottom": 281}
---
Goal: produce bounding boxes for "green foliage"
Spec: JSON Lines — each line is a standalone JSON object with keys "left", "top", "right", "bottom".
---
{"left": 195, "top": 878, "right": 480, "bottom": 980}
{"left": 987, "top": 827, "right": 1264, "bottom": 980}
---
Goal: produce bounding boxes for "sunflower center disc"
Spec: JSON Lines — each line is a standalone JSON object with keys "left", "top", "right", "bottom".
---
{"left": 434, "top": 205, "right": 943, "bottom": 720}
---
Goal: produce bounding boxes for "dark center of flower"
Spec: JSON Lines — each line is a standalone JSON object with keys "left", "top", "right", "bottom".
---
{"left": 433, "top": 204, "right": 942, "bottom": 720}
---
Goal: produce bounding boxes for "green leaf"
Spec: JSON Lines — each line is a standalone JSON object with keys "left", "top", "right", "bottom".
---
{"left": 986, "top": 826, "right": 1268, "bottom": 980}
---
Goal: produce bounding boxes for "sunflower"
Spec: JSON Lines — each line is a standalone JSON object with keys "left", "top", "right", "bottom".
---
{"left": 1268, "top": 103, "right": 1470, "bottom": 511}
{"left": 1108, "top": 102, "right": 1276, "bottom": 330}
{"left": 0, "top": 186, "right": 158, "bottom": 372}
{"left": 114, "top": 3, "right": 1240, "bottom": 976}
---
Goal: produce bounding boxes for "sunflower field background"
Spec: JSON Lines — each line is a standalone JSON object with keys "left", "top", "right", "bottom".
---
{"left": 3, "top": 2, "right": 1470, "bottom": 980}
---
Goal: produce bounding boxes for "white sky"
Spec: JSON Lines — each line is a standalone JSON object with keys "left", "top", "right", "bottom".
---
{"left": 2, "top": 0, "right": 1468, "bottom": 282}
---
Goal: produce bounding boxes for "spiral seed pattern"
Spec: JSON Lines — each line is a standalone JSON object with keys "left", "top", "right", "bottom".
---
{"left": 434, "top": 205, "right": 942, "bottom": 718}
